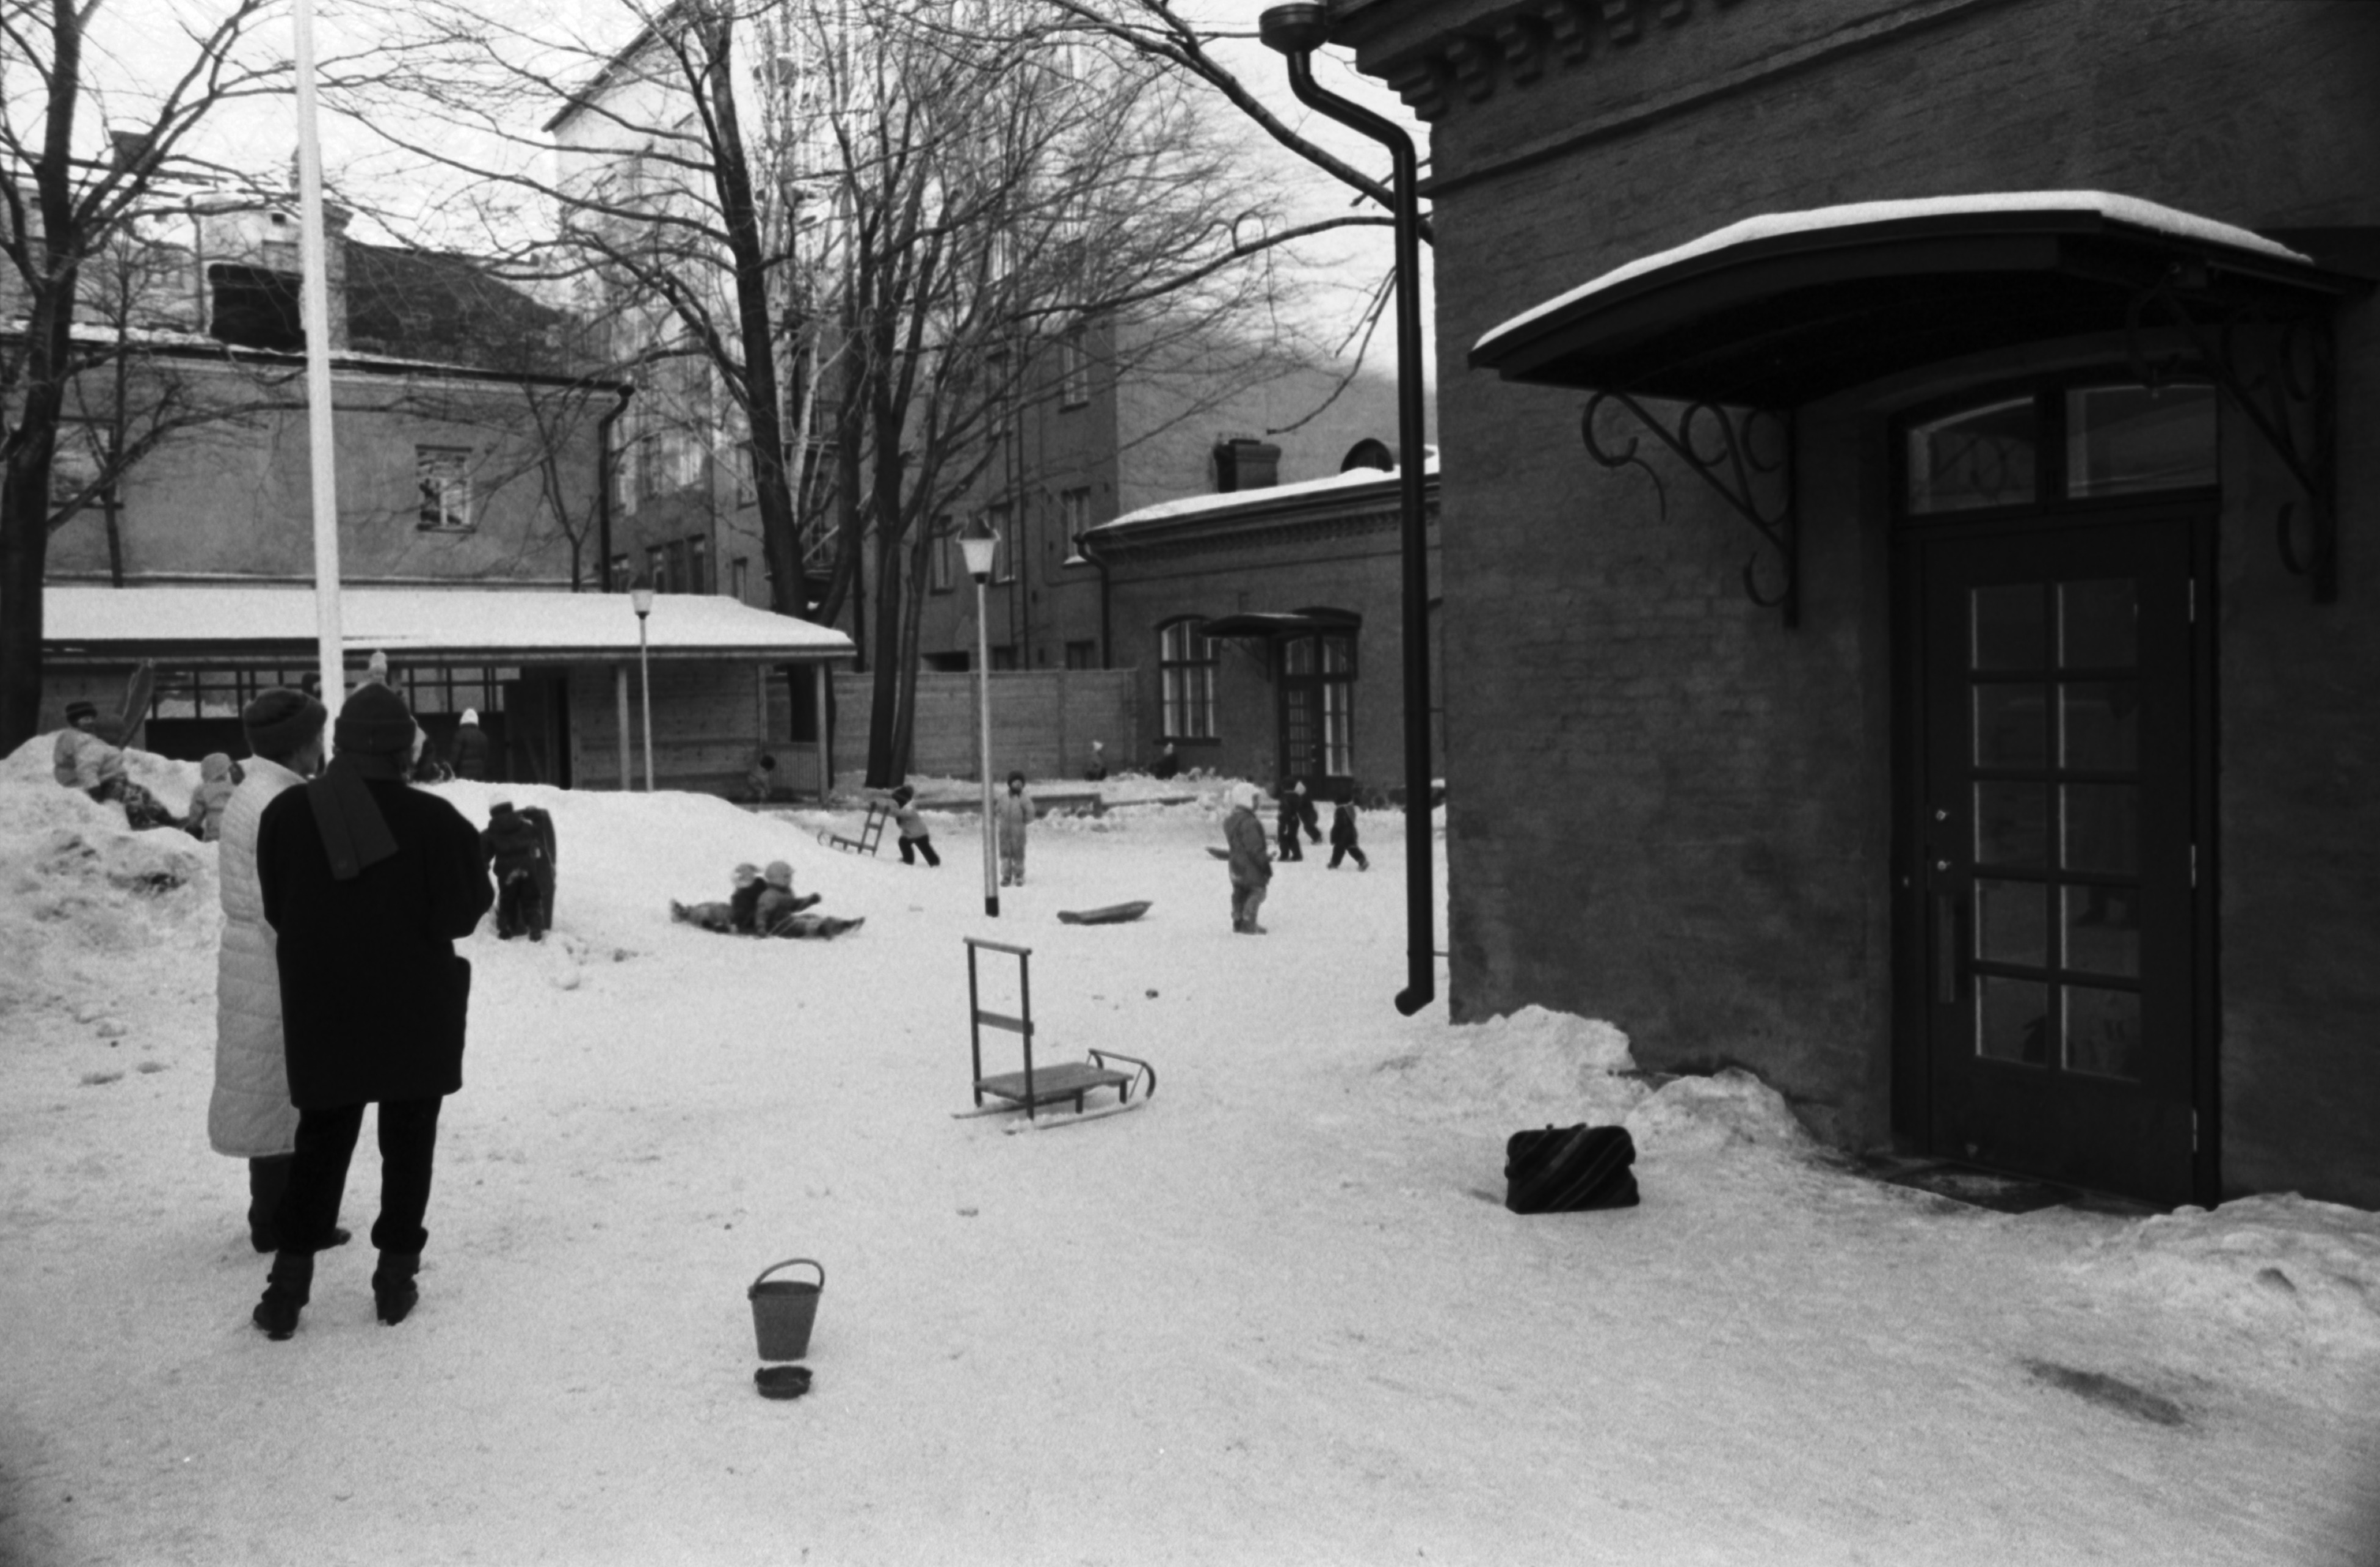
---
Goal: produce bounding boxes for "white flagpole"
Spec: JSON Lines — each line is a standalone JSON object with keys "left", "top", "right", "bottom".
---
{"left": 294, "top": 0, "right": 344, "bottom": 733}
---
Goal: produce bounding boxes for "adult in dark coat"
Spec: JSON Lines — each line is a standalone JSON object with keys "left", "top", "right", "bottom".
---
{"left": 449, "top": 707, "right": 493, "bottom": 780}
{"left": 249, "top": 682, "right": 494, "bottom": 1339}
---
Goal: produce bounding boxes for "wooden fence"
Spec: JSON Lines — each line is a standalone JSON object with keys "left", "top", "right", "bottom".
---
{"left": 832, "top": 669, "right": 1136, "bottom": 783}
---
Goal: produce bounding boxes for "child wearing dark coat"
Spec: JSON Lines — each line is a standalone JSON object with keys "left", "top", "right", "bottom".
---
{"left": 671, "top": 862, "right": 760, "bottom": 933}
{"left": 483, "top": 801, "right": 556, "bottom": 940}
{"left": 1275, "top": 780, "right": 1321, "bottom": 862}
{"left": 1327, "top": 796, "right": 1370, "bottom": 871}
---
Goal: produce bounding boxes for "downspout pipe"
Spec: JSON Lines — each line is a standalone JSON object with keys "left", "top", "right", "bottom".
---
{"left": 595, "top": 383, "right": 634, "bottom": 591}
{"left": 1261, "top": 7, "right": 1435, "bottom": 1017}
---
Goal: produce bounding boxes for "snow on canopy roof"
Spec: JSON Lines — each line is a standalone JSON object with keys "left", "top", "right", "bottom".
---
{"left": 43, "top": 586, "right": 853, "bottom": 663}
{"left": 1474, "top": 192, "right": 2315, "bottom": 358}
{"left": 1086, "top": 453, "right": 1439, "bottom": 539}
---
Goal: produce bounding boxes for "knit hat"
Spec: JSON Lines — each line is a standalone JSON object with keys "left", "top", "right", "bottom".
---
{"left": 241, "top": 688, "right": 327, "bottom": 758}
{"left": 489, "top": 801, "right": 517, "bottom": 822}
{"left": 764, "top": 860, "right": 794, "bottom": 889}
{"left": 460, "top": 708, "right": 480, "bottom": 727}
{"left": 333, "top": 681, "right": 418, "bottom": 758}
{"left": 65, "top": 699, "right": 98, "bottom": 725}
{"left": 732, "top": 862, "right": 760, "bottom": 885}
{"left": 892, "top": 785, "right": 914, "bottom": 805}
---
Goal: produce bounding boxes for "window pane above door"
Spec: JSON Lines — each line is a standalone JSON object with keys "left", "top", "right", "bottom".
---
{"left": 2065, "top": 384, "right": 2216, "bottom": 499}
{"left": 1907, "top": 396, "right": 2036, "bottom": 514}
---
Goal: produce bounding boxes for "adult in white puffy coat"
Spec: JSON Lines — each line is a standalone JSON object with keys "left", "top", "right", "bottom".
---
{"left": 209, "top": 688, "right": 343, "bottom": 1254}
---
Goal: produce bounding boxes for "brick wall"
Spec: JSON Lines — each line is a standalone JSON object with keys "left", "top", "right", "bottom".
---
{"left": 1398, "top": 0, "right": 2380, "bottom": 1192}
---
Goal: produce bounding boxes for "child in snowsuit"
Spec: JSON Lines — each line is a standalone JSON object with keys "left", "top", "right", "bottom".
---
{"left": 888, "top": 785, "right": 940, "bottom": 867}
{"left": 53, "top": 700, "right": 178, "bottom": 831}
{"left": 184, "top": 753, "right": 241, "bottom": 842}
{"left": 754, "top": 860, "right": 863, "bottom": 939}
{"left": 1327, "top": 796, "right": 1369, "bottom": 871}
{"left": 1275, "top": 780, "right": 1321, "bottom": 862}
{"left": 1225, "top": 784, "right": 1273, "bottom": 934}
{"left": 995, "top": 771, "right": 1031, "bottom": 886}
{"left": 484, "top": 801, "right": 556, "bottom": 940}
{"left": 671, "top": 862, "right": 760, "bottom": 933}
{"left": 747, "top": 754, "right": 778, "bottom": 804}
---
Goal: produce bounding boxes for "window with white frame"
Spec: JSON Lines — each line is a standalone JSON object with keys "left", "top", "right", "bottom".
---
{"left": 1159, "top": 618, "right": 1217, "bottom": 741}
{"left": 1059, "top": 486, "right": 1090, "bottom": 547}
{"left": 416, "top": 446, "right": 473, "bottom": 531}
{"left": 688, "top": 535, "right": 709, "bottom": 595}
{"left": 645, "top": 544, "right": 669, "bottom": 594}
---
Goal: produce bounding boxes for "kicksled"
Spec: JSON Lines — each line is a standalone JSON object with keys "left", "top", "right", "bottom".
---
{"left": 954, "top": 936, "right": 1156, "bottom": 1132}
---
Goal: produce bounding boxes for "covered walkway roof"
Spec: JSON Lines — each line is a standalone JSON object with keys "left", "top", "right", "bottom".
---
{"left": 42, "top": 586, "right": 854, "bottom": 664}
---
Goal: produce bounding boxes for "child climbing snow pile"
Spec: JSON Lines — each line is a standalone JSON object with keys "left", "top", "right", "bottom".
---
{"left": 755, "top": 861, "right": 864, "bottom": 939}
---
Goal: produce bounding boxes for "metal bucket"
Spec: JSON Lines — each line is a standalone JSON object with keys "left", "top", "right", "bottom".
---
{"left": 748, "top": 1258, "right": 824, "bottom": 1361}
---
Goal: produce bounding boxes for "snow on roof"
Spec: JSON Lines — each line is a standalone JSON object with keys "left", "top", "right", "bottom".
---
{"left": 1474, "top": 192, "right": 2316, "bottom": 357}
{"left": 1087, "top": 453, "right": 1440, "bottom": 538}
{"left": 43, "top": 585, "right": 853, "bottom": 662}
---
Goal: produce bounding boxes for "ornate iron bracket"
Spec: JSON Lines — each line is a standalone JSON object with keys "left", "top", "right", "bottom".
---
{"left": 2127, "top": 269, "right": 2338, "bottom": 602}
{"left": 1581, "top": 391, "right": 1798, "bottom": 627}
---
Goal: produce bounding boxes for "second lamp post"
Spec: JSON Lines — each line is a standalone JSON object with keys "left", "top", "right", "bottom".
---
{"left": 631, "top": 581, "right": 656, "bottom": 791}
{"left": 959, "top": 516, "right": 1001, "bottom": 917}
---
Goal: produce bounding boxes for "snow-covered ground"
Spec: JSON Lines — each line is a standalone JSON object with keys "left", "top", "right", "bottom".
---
{"left": 3, "top": 738, "right": 2378, "bottom": 1566}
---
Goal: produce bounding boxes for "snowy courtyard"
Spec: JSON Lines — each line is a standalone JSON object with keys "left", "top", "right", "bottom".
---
{"left": 3, "top": 741, "right": 2377, "bottom": 1566}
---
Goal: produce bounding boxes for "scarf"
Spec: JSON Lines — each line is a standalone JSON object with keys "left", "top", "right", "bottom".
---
{"left": 305, "top": 750, "right": 404, "bottom": 882}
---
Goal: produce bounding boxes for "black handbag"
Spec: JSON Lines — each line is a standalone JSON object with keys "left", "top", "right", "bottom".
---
{"left": 1504, "top": 1124, "right": 1640, "bottom": 1213}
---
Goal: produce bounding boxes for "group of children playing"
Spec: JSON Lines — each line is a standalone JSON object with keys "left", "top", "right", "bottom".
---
{"left": 1274, "top": 780, "right": 1369, "bottom": 871}
{"left": 670, "top": 861, "right": 866, "bottom": 940}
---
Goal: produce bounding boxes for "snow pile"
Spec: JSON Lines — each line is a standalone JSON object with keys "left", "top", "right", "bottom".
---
{"left": 2072, "top": 1194, "right": 2380, "bottom": 1358}
{"left": 1624, "top": 1068, "right": 1818, "bottom": 1158}
{"left": 1370, "top": 1004, "right": 1647, "bottom": 1124}
{"left": 0, "top": 737, "right": 217, "bottom": 1023}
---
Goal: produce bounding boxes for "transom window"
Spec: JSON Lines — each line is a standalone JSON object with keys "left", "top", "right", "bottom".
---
{"left": 1902, "top": 379, "right": 2217, "bottom": 517}
{"left": 1158, "top": 618, "right": 1217, "bottom": 741}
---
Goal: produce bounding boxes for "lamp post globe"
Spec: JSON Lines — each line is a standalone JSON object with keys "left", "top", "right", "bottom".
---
{"left": 960, "top": 516, "right": 1000, "bottom": 917}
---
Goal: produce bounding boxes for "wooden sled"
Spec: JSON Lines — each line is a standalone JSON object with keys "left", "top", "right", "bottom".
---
{"left": 1056, "top": 900, "right": 1152, "bottom": 926}
{"left": 959, "top": 936, "right": 1156, "bottom": 1128}
{"left": 819, "top": 799, "right": 890, "bottom": 856}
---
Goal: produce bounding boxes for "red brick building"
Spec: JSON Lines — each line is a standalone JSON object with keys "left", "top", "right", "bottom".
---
{"left": 1329, "top": 0, "right": 2380, "bottom": 1205}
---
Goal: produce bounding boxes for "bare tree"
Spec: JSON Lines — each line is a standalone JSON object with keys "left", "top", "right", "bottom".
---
{"left": 0, "top": 0, "right": 299, "bottom": 751}
{"left": 340, "top": 0, "right": 1363, "bottom": 783}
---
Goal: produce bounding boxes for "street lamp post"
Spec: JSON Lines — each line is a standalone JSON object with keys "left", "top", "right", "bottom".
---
{"left": 1260, "top": 3, "right": 1435, "bottom": 1017}
{"left": 959, "top": 516, "right": 1001, "bottom": 918}
{"left": 631, "top": 582, "right": 656, "bottom": 792}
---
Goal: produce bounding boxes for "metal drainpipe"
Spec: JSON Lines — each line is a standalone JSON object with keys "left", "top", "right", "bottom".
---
{"left": 595, "top": 383, "right": 634, "bottom": 592}
{"left": 1263, "top": 9, "right": 1435, "bottom": 1016}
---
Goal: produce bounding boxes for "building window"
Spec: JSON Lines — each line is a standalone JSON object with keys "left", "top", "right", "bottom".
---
{"left": 687, "top": 535, "right": 709, "bottom": 595}
{"left": 645, "top": 544, "right": 669, "bottom": 594}
{"left": 929, "top": 514, "right": 954, "bottom": 593}
{"left": 1064, "top": 639, "right": 1095, "bottom": 670}
{"left": 1058, "top": 330, "right": 1089, "bottom": 410}
{"left": 990, "top": 644, "right": 1019, "bottom": 671}
{"left": 1158, "top": 617, "right": 1217, "bottom": 741}
{"left": 416, "top": 446, "right": 473, "bottom": 531}
{"left": 731, "top": 556, "right": 750, "bottom": 601}
{"left": 1059, "top": 486, "right": 1090, "bottom": 548}
{"left": 989, "top": 503, "right": 1016, "bottom": 583}
{"left": 608, "top": 553, "right": 631, "bottom": 592}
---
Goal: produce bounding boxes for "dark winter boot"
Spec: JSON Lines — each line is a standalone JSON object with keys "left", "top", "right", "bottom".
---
{"left": 372, "top": 1251, "right": 423, "bottom": 1326}
{"left": 252, "top": 1249, "right": 314, "bottom": 1341}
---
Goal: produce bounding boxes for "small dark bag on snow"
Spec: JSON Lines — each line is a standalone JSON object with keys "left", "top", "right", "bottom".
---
{"left": 1503, "top": 1123, "right": 1639, "bottom": 1213}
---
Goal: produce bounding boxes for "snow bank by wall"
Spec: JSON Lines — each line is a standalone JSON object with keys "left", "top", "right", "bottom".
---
{"left": 2072, "top": 1194, "right": 2380, "bottom": 1359}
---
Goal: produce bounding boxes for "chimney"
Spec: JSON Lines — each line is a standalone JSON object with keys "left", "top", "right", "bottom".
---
{"left": 1213, "top": 436, "right": 1282, "bottom": 493}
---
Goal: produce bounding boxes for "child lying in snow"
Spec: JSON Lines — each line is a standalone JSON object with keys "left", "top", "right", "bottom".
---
{"left": 754, "top": 860, "right": 863, "bottom": 939}
{"left": 671, "top": 861, "right": 861, "bottom": 938}
{"left": 671, "top": 862, "right": 768, "bottom": 933}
